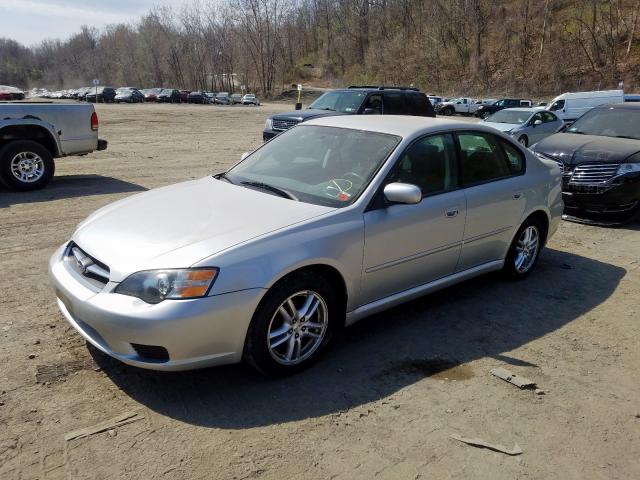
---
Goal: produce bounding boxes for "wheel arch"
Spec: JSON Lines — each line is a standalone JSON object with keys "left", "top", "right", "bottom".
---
{"left": 0, "top": 124, "right": 60, "bottom": 157}
{"left": 263, "top": 263, "right": 349, "bottom": 327}
{"left": 522, "top": 209, "right": 550, "bottom": 246}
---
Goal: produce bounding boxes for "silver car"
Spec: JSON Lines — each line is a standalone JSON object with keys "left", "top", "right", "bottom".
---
{"left": 49, "top": 116, "right": 563, "bottom": 376}
{"left": 482, "top": 108, "right": 564, "bottom": 147}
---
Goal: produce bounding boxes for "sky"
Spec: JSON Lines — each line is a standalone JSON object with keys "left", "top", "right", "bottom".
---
{"left": 0, "top": 0, "right": 190, "bottom": 46}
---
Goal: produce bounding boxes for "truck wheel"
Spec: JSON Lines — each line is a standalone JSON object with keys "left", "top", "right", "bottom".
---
{"left": 0, "top": 140, "right": 55, "bottom": 191}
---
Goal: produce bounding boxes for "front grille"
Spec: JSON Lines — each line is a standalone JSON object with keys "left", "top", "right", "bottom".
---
{"left": 65, "top": 243, "right": 110, "bottom": 288}
{"left": 272, "top": 118, "right": 299, "bottom": 131}
{"left": 569, "top": 163, "right": 620, "bottom": 184}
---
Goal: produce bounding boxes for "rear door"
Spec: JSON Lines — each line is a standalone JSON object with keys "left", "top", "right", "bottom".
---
{"left": 455, "top": 131, "right": 527, "bottom": 271}
{"left": 361, "top": 133, "right": 466, "bottom": 304}
{"left": 382, "top": 91, "right": 405, "bottom": 115}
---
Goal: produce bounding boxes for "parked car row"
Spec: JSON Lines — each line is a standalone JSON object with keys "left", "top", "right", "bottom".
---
{"left": 30, "top": 86, "right": 261, "bottom": 106}
{"left": 0, "top": 85, "right": 26, "bottom": 100}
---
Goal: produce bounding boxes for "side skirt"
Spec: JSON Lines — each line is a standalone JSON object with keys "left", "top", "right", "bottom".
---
{"left": 345, "top": 260, "right": 504, "bottom": 326}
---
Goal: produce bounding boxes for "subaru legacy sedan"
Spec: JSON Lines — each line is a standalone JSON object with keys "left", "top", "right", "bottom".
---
{"left": 49, "top": 116, "right": 563, "bottom": 376}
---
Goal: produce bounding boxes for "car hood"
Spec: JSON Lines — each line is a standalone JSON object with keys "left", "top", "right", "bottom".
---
{"left": 73, "top": 177, "right": 335, "bottom": 281}
{"left": 531, "top": 133, "right": 640, "bottom": 165}
{"left": 272, "top": 109, "right": 348, "bottom": 121}
{"left": 482, "top": 122, "right": 518, "bottom": 133}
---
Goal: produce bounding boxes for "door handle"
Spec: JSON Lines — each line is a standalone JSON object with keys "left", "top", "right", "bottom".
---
{"left": 445, "top": 208, "right": 459, "bottom": 218}
{"left": 513, "top": 193, "right": 522, "bottom": 199}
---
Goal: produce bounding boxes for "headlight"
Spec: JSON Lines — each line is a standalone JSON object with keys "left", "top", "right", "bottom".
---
{"left": 617, "top": 163, "right": 640, "bottom": 175}
{"left": 535, "top": 151, "right": 563, "bottom": 173}
{"left": 265, "top": 118, "right": 273, "bottom": 130}
{"left": 115, "top": 268, "right": 219, "bottom": 304}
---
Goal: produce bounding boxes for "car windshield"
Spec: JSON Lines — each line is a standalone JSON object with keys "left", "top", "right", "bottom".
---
{"left": 567, "top": 107, "right": 640, "bottom": 139}
{"left": 217, "top": 92, "right": 229, "bottom": 97}
{"left": 116, "top": 88, "right": 129, "bottom": 94}
{"left": 160, "top": 89, "right": 173, "bottom": 95}
{"left": 486, "top": 110, "right": 531, "bottom": 124}
{"left": 225, "top": 125, "right": 401, "bottom": 207}
{"left": 308, "top": 91, "right": 367, "bottom": 113}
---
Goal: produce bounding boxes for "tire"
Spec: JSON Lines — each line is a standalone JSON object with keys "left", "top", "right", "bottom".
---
{"left": 244, "top": 272, "right": 338, "bottom": 377}
{"left": 479, "top": 110, "right": 490, "bottom": 119}
{"left": 443, "top": 107, "right": 454, "bottom": 116}
{"left": 503, "top": 217, "right": 544, "bottom": 279}
{"left": 0, "top": 140, "right": 55, "bottom": 191}
{"left": 518, "top": 135, "right": 528, "bottom": 147}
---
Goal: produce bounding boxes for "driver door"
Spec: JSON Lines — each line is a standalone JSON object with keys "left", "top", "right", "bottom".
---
{"left": 361, "top": 133, "right": 466, "bottom": 305}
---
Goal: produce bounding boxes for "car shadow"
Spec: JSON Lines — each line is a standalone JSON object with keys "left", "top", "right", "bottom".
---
{"left": 91, "top": 247, "right": 625, "bottom": 429}
{"left": 0, "top": 175, "right": 147, "bottom": 208}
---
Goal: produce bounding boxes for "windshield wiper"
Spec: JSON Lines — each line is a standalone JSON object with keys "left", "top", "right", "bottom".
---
{"left": 213, "top": 172, "right": 235, "bottom": 184}
{"left": 614, "top": 135, "right": 638, "bottom": 140}
{"left": 240, "top": 181, "right": 298, "bottom": 201}
{"left": 568, "top": 130, "right": 586, "bottom": 134}
{"left": 315, "top": 107, "right": 335, "bottom": 111}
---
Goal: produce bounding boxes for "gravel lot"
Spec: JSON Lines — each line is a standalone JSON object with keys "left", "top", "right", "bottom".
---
{"left": 1, "top": 103, "right": 639, "bottom": 479}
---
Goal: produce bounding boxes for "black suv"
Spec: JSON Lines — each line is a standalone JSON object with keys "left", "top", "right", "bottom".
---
{"left": 85, "top": 87, "right": 116, "bottom": 103}
{"left": 263, "top": 86, "right": 435, "bottom": 141}
{"left": 157, "top": 89, "right": 181, "bottom": 103}
{"left": 476, "top": 98, "right": 532, "bottom": 119}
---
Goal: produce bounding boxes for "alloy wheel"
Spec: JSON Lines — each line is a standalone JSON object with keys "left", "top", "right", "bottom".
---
{"left": 267, "top": 290, "right": 328, "bottom": 365}
{"left": 514, "top": 225, "right": 539, "bottom": 273}
{"left": 10, "top": 151, "right": 45, "bottom": 183}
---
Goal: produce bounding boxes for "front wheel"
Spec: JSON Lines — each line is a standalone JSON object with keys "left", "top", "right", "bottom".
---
{"left": 244, "top": 272, "right": 337, "bottom": 376}
{"left": 479, "top": 111, "right": 490, "bottom": 119}
{"left": 503, "top": 218, "right": 544, "bottom": 279}
{"left": 518, "top": 135, "right": 528, "bottom": 147}
{"left": 0, "top": 140, "right": 55, "bottom": 191}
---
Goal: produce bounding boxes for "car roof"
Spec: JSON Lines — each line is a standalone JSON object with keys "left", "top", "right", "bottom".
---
{"left": 595, "top": 102, "right": 640, "bottom": 109}
{"left": 497, "top": 107, "right": 538, "bottom": 113}
{"left": 304, "top": 115, "right": 496, "bottom": 137}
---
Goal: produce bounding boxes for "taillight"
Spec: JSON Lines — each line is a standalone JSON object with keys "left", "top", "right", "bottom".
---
{"left": 91, "top": 111, "right": 99, "bottom": 131}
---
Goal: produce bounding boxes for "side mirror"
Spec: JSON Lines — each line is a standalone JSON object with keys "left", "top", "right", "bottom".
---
{"left": 364, "top": 107, "right": 380, "bottom": 115}
{"left": 533, "top": 119, "right": 543, "bottom": 126}
{"left": 240, "top": 152, "right": 250, "bottom": 161}
{"left": 383, "top": 183, "right": 422, "bottom": 205}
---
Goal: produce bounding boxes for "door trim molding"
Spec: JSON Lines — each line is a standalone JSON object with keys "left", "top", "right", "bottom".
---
{"left": 365, "top": 240, "right": 462, "bottom": 274}
{"left": 346, "top": 259, "right": 504, "bottom": 326}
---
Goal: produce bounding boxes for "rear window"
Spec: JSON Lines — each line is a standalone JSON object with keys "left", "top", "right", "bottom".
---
{"left": 406, "top": 93, "right": 434, "bottom": 116}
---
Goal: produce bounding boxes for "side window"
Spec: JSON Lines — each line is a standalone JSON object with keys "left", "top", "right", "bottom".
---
{"left": 549, "top": 100, "right": 565, "bottom": 111}
{"left": 389, "top": 134, "right": 459, "bottom": 196}
{"left": 542, "top": 112, "right": 557, "bottom": 123}
{"left": 530, "top": 113, "right": 543, "bottom": 125}
{"left": 495, "top": 100, "right": 505, "bottom": 107}
{"left": 458, "top": 132, "right": 512, "bottom": 186}
{"left": 383, "top": 92, "right": 405, "bottom": 115}
{"left": 406, "top": 93, "right": 432, "bottom": 116}
{"left": 363, "top": 94, "right": 383, "bottom": 114}
{"left": 499, "top": 139, "right": 525, "bottom": 175}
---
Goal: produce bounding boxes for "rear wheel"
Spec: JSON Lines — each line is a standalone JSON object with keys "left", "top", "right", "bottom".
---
{"left": 518, "top": 135, "right": 528, "bottom": 147}
{"left": 244, "top": 272, "right": 337, "bottom": 376}
{"left": 503, "top": 217, "right": 544, "bottom": 279}
{"left": 0, "top": 140, "right": 55, "bottom": 191}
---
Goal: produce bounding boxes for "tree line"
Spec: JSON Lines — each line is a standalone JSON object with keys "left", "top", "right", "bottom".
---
{"left": 1, "top": 0, "right": 639, "bottom": 97}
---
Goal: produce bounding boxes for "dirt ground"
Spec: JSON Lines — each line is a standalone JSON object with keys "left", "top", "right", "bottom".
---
{"left": 1, "top": 103, "right": 639, "bottom": 480}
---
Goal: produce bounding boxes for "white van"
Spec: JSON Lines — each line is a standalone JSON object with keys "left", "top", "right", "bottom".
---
{"left": 546, "top": 90, "right": 624, "bottom": 121}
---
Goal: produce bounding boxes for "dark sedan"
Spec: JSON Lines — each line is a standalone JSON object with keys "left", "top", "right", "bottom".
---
{"left": 157, "top": 89, "right": 181, "bottom": 103}
{"left": 114, "top": 88, "right": 145, "bottom": 103}
{"left": 142, "top": 88, "right": 162, "bottom": 102}
{"left": 531, "top": 103, "right": 640, "bottom": 224}
{"left": 187, "top": 91, "right": 211, "bottom": 104}
{"left": 86, "top": 87, "right": 116, "bottom": 103}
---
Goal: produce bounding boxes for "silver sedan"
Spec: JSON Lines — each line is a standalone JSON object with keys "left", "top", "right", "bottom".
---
{"left": 49, "top": 116, "right": 563, "bottom": 376}
{"left": 482, "top": 108, "right": 564, "bottom": 147}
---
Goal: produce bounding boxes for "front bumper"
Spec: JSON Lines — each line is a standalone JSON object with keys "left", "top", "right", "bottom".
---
{"left": 562, "top": 173, "right": 640, "bottom": 222}
{"left": 263, "top": 128, "right": 282, "bottom": 141}
{"left": 48, "top": 244, "right": 266, "bottom": 371}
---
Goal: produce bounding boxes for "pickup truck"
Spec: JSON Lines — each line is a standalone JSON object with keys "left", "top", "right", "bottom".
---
{"left": 437, "top": 97, "right": 480, "bottom": 116}
{"left": 0, "top": 102, "right": 107, "bottom": 190}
